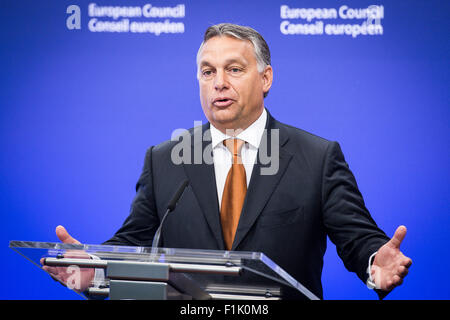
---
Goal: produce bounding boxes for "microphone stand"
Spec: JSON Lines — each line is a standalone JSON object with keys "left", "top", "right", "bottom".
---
{"left": 150, "top": 179, "right": 189, "bottom": 260}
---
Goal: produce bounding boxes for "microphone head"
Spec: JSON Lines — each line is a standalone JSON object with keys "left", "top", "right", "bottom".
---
{"left": 167, "top": 179, "right": 189, "bottom": 212}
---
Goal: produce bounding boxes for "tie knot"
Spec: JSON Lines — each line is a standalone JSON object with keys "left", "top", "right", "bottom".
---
{"left": 223, "top": 138, "right": 245, "bottom": 158}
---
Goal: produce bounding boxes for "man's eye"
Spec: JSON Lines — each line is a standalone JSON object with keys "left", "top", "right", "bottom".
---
{"left": 230, "top": 67, "right": 241, "bottom": 73}
{"left": 202, "top": 70, "right": 213, "bottom": 77}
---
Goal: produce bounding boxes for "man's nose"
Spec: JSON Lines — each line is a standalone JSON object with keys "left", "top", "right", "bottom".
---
{"left": 214, "top": 70, "right": 228, "bottom": 91}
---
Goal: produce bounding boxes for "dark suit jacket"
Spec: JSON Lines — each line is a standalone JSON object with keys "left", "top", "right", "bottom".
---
{"left": 104, "top": 110, "right": 390, "bottom": 299}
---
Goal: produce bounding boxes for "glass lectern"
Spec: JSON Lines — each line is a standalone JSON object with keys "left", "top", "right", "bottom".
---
{"left": 9, "top": 240, "right": 319, "bottom": 300}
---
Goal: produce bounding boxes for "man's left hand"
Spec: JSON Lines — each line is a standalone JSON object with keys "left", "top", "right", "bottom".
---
{"left": 371, "top": 225, "right": 413, "bottom": 291}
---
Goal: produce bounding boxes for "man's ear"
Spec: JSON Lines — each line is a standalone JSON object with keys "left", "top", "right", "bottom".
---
{"left": 262, "top": 65, "right": 273, "bottom": 95}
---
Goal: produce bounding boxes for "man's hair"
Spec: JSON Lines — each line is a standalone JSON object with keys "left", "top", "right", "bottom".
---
{"left": 196, "top": 23, "right": 271, "bottom": 98}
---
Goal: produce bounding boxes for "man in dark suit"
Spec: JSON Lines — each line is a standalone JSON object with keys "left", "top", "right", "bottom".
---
{"left": 49, "top": 23, "right": 412, "bottom": 299}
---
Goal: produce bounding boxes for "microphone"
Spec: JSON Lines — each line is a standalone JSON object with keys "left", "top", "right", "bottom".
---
{"left": 150, "top": 179, "right": 189, "bottom": 259}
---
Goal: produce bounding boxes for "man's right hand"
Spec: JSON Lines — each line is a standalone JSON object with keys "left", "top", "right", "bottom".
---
{"left": 41, "top": 225, "right": 95, "bottom": 293}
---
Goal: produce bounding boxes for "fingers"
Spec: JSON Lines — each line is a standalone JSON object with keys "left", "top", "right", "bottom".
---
{"left": 388, "top": 225, "right": 407, "bottom": 249}
{"left": 376, "top": 272, "right": 405, "bottom": 291}
{"left": 56, "top": 225, "right": 80, "bottom": 244}
{"left": 397, "top": 265, "right": 409, "bottom": 278}
{"left": 402, "top": 257, "right": 413, "bottom": 268}
{"left": 384, "top": 260, "right": 411, "bottom": 289}
{"left": 42, "top": 265, "right": 56, "bottom": 275}
{"left": 371, "top": 256, "right": 412, "bottom": 291}
{"left": 40, "top": 258, "right": 56, "bottom": 275}
{"left": 42, "top": 265, "right": 64, "bottom": 283}
{"left": 387, "top": 275, "right": 404, "bottom": 291}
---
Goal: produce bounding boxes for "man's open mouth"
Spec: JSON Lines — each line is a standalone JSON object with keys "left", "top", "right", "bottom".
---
{"left": 213, "top": 98, "right": 234, "bottom": 107}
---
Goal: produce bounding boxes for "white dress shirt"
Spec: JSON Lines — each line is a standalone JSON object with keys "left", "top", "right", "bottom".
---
{"left": 209, "top": 108, "right": 267, "bottom": 209}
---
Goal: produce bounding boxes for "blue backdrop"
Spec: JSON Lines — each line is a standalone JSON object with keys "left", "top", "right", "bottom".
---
{"left": 1, "top": 0, "right": 449, "bottom": 299}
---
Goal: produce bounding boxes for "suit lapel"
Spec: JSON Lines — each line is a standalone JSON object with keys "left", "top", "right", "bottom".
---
{"left": 182, "top": 124, "right": 225, "bottom": 250}
{"left": 232, "top": 113, "right": 293, "bottom": 250}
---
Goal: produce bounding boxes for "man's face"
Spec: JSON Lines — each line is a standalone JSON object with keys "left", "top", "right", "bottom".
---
{"left": 198, "top": 36, "right": 272, "bottom": 133}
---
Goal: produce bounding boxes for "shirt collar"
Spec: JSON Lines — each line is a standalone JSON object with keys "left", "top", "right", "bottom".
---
{"left": 210, "top": 108, "right": 267, "bottom": 149}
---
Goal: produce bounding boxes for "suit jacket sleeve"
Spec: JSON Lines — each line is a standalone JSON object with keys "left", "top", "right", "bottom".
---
{"left": 321, "top": 141, "right": 390, "bottom": 285}
{"left": 103, "top": 147, "right": 160, "bottom": 246}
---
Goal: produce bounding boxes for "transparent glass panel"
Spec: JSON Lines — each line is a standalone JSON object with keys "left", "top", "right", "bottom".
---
{"left": 9, "top": 240, "right": 319, "bottom": 300}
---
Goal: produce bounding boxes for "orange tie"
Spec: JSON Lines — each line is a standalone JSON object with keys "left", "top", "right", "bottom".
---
{"left": 220, "top": 138, "right": 247, "bottom": 250}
